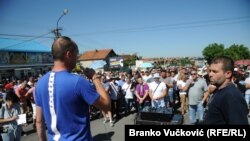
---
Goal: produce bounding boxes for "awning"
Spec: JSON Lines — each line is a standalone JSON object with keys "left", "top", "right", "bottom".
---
{"left": 14, "top": 68, "right": 32, "bottom": 71}
{"left": 90, "top": 60, "right": 106, "bottom": 69}
{"left": 139, "top": 62, "right": 154, "bottom": 68}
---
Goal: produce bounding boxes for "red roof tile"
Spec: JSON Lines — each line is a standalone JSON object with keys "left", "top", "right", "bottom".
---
{"left": 78, "top": 49, "right": 115, "bottom": 61}
{"left": 120, "top": 55, "right": 134, "bottom": 61}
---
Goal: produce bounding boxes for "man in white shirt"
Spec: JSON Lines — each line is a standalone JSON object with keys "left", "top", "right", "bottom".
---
{"left": 122, "top": 77, "right": 134, "bottom": 115}
{"left": 149, "top": 73, "right": 167, "bottom": 108}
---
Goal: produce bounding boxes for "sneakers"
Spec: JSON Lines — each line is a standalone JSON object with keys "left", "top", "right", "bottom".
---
{"left": 103, "top": 119, "right": 114, "bottom": 127}
{"left": 103, "top": 119, "right": 109, "bottom": 124}
{"left": 110, "top": 121, "right": 114, "bottom": 127}
{"left": 175, "top": 100, "right": 179, "bottom": 104}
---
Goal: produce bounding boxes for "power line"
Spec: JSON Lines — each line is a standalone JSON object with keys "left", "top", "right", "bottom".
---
{"left": 113, "top": 19, "right": 250, "bottom": 33}
{"left": 0, "top": 32, "right": 52, "bottom": 50}
{"left": 0, "top": 33, "right": 53, "bottom": 39}
{"left": 70, "top": 16, "right": 250, "bottom": 36}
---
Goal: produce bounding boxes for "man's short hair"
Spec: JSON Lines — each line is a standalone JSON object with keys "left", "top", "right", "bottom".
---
{"left": 161, "top": 69, "right": 167, "bottom": 73}
{"left": 210, "top": 56, "right": 234, "bottom": 73}
{"left": 51, "top": 36, "right": 78, "bottom": 61}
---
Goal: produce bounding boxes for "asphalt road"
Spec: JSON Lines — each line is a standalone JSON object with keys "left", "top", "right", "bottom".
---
{"left": 19, "top": 111, "right": 189, "bottom": 141}
{"left": 20, "top": 111, "right": 250, "bottom": 141}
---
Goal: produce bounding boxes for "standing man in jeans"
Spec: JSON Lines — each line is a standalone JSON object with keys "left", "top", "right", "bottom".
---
{"left": 35, "top": 36, "right": 110, "bottom": 141}
{"left": 185, "top": 70, "right": 208, "bottom": 124}
{"left": 149, "top": 73, "right": 167, "bottom": 108}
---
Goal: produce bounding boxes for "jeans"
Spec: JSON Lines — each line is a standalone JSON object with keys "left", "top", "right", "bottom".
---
{"left": 245, "top": 94, "right": 250, "bottom": 108}
{"left": 152, "top": 99, "right": 165, "bottom": 108}
{"left": 136, "top": 101, "right": 151, "bottom": 112}
{"left": 125, "top": 98, "right": 133, "bottom": 114}
{"left": 1, "top": 126, "right": 21, "bottom": 141}
{"left": 164, "top": 88, "right": 174, "bottom": 107}
{"left": 189, "top": 101, "right": 204, "bottom": 124}
{"left": 168, "top": 88, "right": 174, "bottom": 103}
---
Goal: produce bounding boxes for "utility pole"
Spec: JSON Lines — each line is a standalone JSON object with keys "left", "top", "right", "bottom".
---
{"left": 53, "top": 28, "right": 62, "bottom": 38}
{"left": 54, "top": 9, "right": 69, "bottom": 39}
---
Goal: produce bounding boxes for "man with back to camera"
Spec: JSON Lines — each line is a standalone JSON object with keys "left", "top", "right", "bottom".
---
{"left": 203, "top": 56, "right": 248, "bottom": 124}
{"left": 35, "top": 36, "right": 111, "bottom": 141}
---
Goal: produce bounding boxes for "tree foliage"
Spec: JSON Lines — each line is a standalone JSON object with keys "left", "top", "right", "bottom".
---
{"left": 179, "top": 57, "right": 194, "bottom": 66}
{"left": 202, "top": 43, "right": 250, "bottom": 64}
{"left": 123, "top": 54, "right": 138, "bottom": 67}
{"left": 223, "top": 44, "right": 250, "bottom": 60}
{"left": 202, "top": 43, "right": 224, "bottom": 64}
{"left": 72, "top": 63, "right": 82, "bottom": 73}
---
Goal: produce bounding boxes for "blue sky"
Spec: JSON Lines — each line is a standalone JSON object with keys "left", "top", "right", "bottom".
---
{"left": 0, "top": 0, "right": 249, "bottom": 58}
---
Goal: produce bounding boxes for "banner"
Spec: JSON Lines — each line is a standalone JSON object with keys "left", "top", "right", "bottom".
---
{"left": 42, "top": 53, "right": 53, "bottom": 63}
{"left": 0, "top": 52, "right": 9, "bottom": 65}
{"left": 9, "top": 52, "right": 27, "bottom": 64}
{"left": 26, "top": 52, "right": 42, "bottom": 64}
{"left": 109, "top": 56, "right": 123, "bottom": 68}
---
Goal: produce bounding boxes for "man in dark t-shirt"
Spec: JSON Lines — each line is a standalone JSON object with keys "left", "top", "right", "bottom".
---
{"left": 204, "top": 84, "right": 248, "bottom": 124}
{"left": 203, "top": 56, "right": 248, "bottom": 125}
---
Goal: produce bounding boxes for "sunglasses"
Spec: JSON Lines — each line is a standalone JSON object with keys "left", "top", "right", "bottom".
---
{"left": 191, "top": 73, "right": 197, "bottom": 75}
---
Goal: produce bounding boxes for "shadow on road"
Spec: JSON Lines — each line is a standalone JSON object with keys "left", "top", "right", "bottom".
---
{"left": 25, "top": 128, "right": 36, "bottom": 135}
{"left": 93, "top": 131, "right": 114, "bottom": 141}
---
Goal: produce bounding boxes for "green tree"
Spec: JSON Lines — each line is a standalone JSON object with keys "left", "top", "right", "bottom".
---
{"left": 202, "top": 43, "right": 224, "bottom": 64}
{"left": 123, "top": 54, "right": 138, "bottom": 67}
{"left": 72, "top": 63, "right": 82, "bottom": 73}
{"left": 169, "top": 59, "right": 178, "bottom": 66}
{"left": 224, "top": 44, "right": 250, "bottom": 61}
{"left": 179, "top": 57, "right": 194, "bottom": 66}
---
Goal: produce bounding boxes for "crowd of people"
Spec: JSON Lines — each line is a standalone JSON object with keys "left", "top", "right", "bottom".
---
{"left": 93, "top": 57, "right": 250, "bottom": 125}
{"left": 0, "top": 76, "right": 36, "bottom": 141}
{"left": 0, "top": 36, "right": 249, "bottom": 141}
